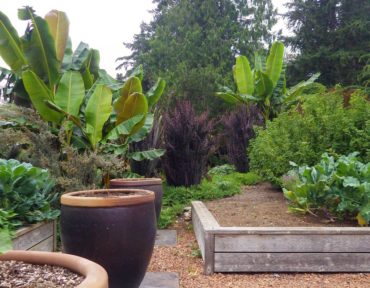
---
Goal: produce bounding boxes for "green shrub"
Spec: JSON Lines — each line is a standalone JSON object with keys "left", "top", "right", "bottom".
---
{"left": 249, "top": 89, "right": 370, "bottom": 184}
{"left": 0, "top": 159, "right": 59, "bottom": 231}
{"left": 208, "top": 164, "right": 236, "bottom": 176}
{"left": 283, "top": 153, "right": 370, "bottom": 225}
{"left": 158, "top": 171, "right": 261, "bottom": 228}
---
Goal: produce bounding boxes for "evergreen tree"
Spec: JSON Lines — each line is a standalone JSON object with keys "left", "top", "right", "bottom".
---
{"left": 117, "top": 0, "right": 277, "bottom": 114}
{"left": 285, "top": 0, "right": 370, "bottom": 86}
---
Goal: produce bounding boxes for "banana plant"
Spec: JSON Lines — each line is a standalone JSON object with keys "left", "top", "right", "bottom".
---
{"left": 216, "top": 42, "right": 319, "bottom": 121}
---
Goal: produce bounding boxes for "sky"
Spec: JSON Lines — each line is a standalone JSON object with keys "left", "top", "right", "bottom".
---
{"left": 0, "top": 0, "right": 288, "bottom": 76}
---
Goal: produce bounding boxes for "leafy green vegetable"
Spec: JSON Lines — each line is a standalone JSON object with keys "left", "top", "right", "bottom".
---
{"left": 282, "top": 153, "right": 370, "bottom": 226}
{"left": 0, "top": 159, "right": 59, "bottom": 232}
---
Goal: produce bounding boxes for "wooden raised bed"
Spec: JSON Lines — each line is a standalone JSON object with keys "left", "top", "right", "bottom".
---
{"left": 192, "top": 201, "right": 370, "bottom": 275}
{"left": 12, "top": 221, "right": 57, "bottom": 252}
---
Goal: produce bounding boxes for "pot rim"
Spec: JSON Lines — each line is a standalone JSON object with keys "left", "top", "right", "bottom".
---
{"left": 61, "top": 189, "right": 155, "bottom": 208}
{"left": 110, "top": 177, "right": 162, "bottom": 187}
{"left": 0, "top": 250, "right": 108, "bottom": 288}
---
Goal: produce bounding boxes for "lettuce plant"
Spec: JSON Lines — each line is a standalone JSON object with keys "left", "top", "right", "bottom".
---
{"left": 283, "top": 153, "right": 370, "bottom": 226}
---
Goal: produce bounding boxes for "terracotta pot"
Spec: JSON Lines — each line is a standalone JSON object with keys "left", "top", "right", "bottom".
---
{"left": 109, "top": 178, "right": 163, "bottom": 221}
{"left": 60, "top": 189, "right": 156, "bottom": 288}
{"left": 0, "top": 250, "right": 108, "bottom": 288}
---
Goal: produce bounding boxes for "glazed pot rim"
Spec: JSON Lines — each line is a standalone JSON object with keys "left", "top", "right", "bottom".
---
{"left": 61, "top": 189, "right": 155, "bottom": 208}
{"left": 0, "top": 250, "right": 108, "bottom": 288}
{"left": 109, "top": 177, "right": 162, "bottom": 187}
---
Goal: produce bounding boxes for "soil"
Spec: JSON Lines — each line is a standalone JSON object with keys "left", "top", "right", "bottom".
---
{"left": 205, "top": 182, "right": 356, "bottom": 227}
{"left": 0, "top": 260, "right": 83, "bottom": 288}
{"left": 148, "top": 218, "right": 370, "bottom": 288}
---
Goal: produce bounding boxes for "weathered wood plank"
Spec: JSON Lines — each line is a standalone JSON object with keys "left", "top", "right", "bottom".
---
{"left": 215, "top": 234, "right": 370, "bottom": 253}
{"left": 13, "top": 222, "right": 54, "bottom": 251}
{"left": 29, "top": 236, "right": 54, "bottom": 252}
{"left": 212, "top": 226, "right": 370, "bottom": 235}
{"left": 215, "top": 253, "right": 370, "bottom": 272}
{"left": 192, "top": 201, "right": 219, "bottom": 275}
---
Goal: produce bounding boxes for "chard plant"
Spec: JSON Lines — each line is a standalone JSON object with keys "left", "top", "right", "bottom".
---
{"left": 283, "top": 153, "right": 370, "bottom": 226}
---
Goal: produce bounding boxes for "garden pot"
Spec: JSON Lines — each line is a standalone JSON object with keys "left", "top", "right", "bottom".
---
{"left": 0, "top": 250, "right": 108, "bottom": 288}
{"left": 60, "top": 189, "right": 157, "bottom": 288}
{"left": 110, "top": 178, "right": 163, "bottom": 221}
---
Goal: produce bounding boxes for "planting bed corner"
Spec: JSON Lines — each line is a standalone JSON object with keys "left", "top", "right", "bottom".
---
{"left": 192, "top": 201, "right": 370, "bottom": 275}
{"left": 12, "top": 221, "right": 57, "bottom": 252}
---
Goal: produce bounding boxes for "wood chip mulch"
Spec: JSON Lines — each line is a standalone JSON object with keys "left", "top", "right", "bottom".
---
{"left": 148, "top": 219, "right": 370, "bottom": 288}
{"left": 0, "top": 260, "right": 83, "bottom": 288}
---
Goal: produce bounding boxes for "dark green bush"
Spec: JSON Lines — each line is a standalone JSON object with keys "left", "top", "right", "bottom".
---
{"left": 249, "top": 89, "right": 370, "bottom": 184}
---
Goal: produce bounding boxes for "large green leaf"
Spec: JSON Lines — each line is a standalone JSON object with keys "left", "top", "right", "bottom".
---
{"left": 234, "top": 55, "right": 254, "bottom": 95}
{"left": 20, "top": 7, "right": 59, "bottom": 88}
{"left": 147, "top": 78, "right": 166, "bottom": 107}
{"left": 105, "top": 114, "right": 144, "bottom": 141}
{"left": 114, "top": 77, "right": 143, "bottom": 124}
{"left": 85, "top": 84, "right": 112, "bottom": 150}
{"left": 0, "top": 11, "right": 27, "bottom": 73}
{"left": 0, "top": 228, "right": 12, "bottom": 254}
{"left": 70, "top": 42, "right": 90, "bottom": 70}
{"left": 215, "top": 91, "right": 242, "bottom": 104}
{"left": 120, "top": 92, "right": 148, "bottom": 134}
{"left": 44, "top": 10, "right": 69, "bottom": 62}
{"left": 128, "top": 149, "right": 165, "bottom": 161}
{"left": 255, "top": 71, "right": 273, "bottom": 99}
{"left": 54, "top": 71, "right": 85, "bottom": 117}
{"left": 22, "top": 70, "right": 63, "bottom": 123}
{"left": 266, "top": 42, "right": 284, "bottom": 87}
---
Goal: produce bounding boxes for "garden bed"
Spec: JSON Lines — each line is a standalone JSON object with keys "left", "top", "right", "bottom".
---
{"left": 12, "top": 221, "right": 56, "bottom": 252}
{"left": 192, "top": 184, "right": 370, "bottom": 274}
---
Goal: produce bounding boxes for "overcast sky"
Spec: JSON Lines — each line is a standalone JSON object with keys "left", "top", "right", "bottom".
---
{"left": 0, "top": 0, "right": 288, "bottom": 76}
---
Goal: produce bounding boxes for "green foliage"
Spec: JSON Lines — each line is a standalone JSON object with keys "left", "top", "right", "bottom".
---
{"left": 0, "top": 228, "right": 12, "bottom": 254}
{"left": 249, "top": 89, "right": 370, "bottom": 184}
{"left": 0, "top": 159, "right": 59, "bottom": 231}
{"left": 208, "top": 164, "right": 236, "bottom": 176}
{"left": 283, "top": 153, "right": 370, "bottom": 226}
{"left": 119, "top": 0, "right": 277, "bottom": 114}
{"left": 216, "top": 42, "right": 320, "bottom": 121}
{"left": 158, "top": 171, "right": 261, "bottom": 228}
{"left": 285, "top": 0, "right": 370, "bottom": 86}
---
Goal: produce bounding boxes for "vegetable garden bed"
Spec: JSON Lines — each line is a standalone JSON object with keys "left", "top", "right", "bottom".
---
{"left": 192, "top": 201, "right": 370, "bottom": 274}
{"left": 12, "top": 221, "right": 56, "bottom": 252}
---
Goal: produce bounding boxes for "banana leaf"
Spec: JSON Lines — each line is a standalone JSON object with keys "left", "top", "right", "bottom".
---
{"left": 104, "top": 114, "right": 144, "bottom": 141}
{"left": 70, "top": 42, "right": 90, "bottom": 70}
{"left": 44, "top": 10, "right": 69, "bottom": 62}
{"left": 266, "top": 42, "right": 284, "bottom": 87}
{"left": 119, "top": 92, "right": 148, "bottom": 134}
{"left": 84, "top": 84, "right": 112, "bottom": 150}
{"left": 114, "top": 77, "right": 142, "bottom": 124}
{"left": 234, "top": 55, "right": 254, "bottom": 95}
{"left": 22, "top": 70, "right": 63, "bottom": 123}
{"left": 128, "top": 149, "right": 165, "bottom": 161}
{"left": 54, "top": 71, "right": 85, "bottom": 118}
{"left": 215, "top": 91, "right": 242, "bottom": 104}
{"left": 0, "top": 11, "right": 27, "bottom": 73}
{"left": 147, "top": 78, "right": 166, "bottom": 107}
{"left": 129, "top": 65, "right": 144, "bottom": 81}
{"left": 19, "top": 7, "right": 59, "bottom": 88}
{"left": 255, "top": 71, "right": 273, "bottom": 99}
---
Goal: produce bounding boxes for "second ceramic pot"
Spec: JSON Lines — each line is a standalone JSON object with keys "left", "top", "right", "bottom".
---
{"left": 109, "top": 178, "right": 163, "bottom": 221}
{"left": 60, "top": 189, "right": 156, "bottom": 288}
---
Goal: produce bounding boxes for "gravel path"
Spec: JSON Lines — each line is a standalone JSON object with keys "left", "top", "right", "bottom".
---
{"left": 148, "top": 220, "right": 370, "bottom": 288}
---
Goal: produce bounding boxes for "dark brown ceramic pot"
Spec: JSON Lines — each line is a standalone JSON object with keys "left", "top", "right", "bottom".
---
{"left": 109, "top": 178, "right": 163, "bottom": 222}
{"left": 60, "top": 189, "right": 156, "bottom": 288}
